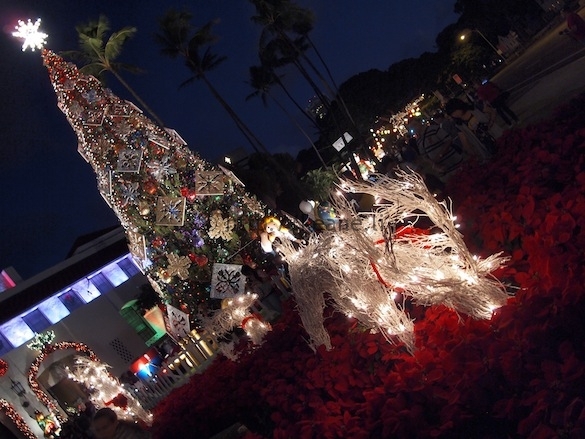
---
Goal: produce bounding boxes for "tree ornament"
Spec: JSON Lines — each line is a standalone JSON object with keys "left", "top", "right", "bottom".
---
{"left": 210, "top": 263, "right": 246, "bottom": 299}
{"left": 138, "top": 200, "right": 150, "bottom": 216}
{"left": 208, "top": 210, "right": 235, "bottom": 241}
{"left": 165, "top": 253, "right": 191, "bottom": 280}
{"left": 180, "top": 187, "right": 197, "bottom": 203}
{"left": 147, "top": 155, "right": 176, "bottom": 181}
{"left": 258, "top": 216, "right": 301, "bottom": 253}
{"left": 189, "top": 253, "right": 208, "bottom": 267}
{"left": 196, "top": 171, "right": 224, "bottom": 195}
{"left": 116, "top": 148, "right": 143, "bottom": 173}
{"left": 152, "top": 236, "right": 165, "bottom": 248}
{"left": 143, "top": 179, "right": 158, "bottom": 195}
{"left": 158, "top": 269, "right": 172, "bottom": 284}
{"left": 0, "top": 358, "right": 8, "bottom": 377}
{"left": 155, "top": 196, "right": 186, "bottom": 226}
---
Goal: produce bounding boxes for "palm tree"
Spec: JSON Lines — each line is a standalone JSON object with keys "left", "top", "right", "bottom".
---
{"left": 249, "top": 0, "right": 367, "bottom": 174}
{"left": 247, "top": 65, "right": 328, "bottom": 167}
{"left": 61, "top": 15, "right": 165, "bottom": 127}
{"left": 156, "top": 10, "right": 308, "bottom": 200}
{"left": 155, "top": 10, "right": 267, "bottom": 156}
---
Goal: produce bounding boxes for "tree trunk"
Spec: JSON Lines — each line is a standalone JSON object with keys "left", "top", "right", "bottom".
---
{"left": 269, "top": 92, "right": 328, "bottom": 168}
{"left": 110, "top": 69, "right": 166, "bottom": 128}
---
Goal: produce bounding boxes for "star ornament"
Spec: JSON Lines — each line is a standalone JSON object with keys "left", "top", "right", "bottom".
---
{"left": 12, "top": 18, "right": 48, "bottom": 51}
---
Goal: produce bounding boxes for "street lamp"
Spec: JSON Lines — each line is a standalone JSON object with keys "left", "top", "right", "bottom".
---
{"left": 459, "top": 29, "right": 507, "bottom": 63}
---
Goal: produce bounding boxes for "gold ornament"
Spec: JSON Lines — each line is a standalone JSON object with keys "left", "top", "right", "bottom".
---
{"left": 159, "top": 270, "right": 172, "bottom": 283}
{"left": 166, "top": 253, "right": 192, "bottom": 280}
{"left": 138, "top": 200, "right": 150, "bottom": 216}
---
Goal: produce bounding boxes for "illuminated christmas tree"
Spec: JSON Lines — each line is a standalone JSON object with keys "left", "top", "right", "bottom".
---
{"left": 42, "top": 49, "right": 293, "bottom": 335}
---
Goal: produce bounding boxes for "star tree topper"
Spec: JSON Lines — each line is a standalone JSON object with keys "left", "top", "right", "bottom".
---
{"left": 12, "top": 18, "right": 48, "bottom": 51}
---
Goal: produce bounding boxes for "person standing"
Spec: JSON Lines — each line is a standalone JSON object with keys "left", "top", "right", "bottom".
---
{"left": 476, "top": 80, "right": 519, "bottom": 126}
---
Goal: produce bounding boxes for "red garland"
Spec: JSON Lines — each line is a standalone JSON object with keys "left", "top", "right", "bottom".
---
{"left": 241, "top": 314, "right": 262, "bottom": 329}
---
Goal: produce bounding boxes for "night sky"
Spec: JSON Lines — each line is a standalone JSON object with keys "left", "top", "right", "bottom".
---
{"left": 0, "top": 0, "right": 458, "bottom": 279}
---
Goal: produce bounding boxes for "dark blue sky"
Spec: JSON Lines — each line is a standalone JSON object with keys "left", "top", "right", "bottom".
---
{"left": 0, "top": 0, "right": 458, "bottom": 279}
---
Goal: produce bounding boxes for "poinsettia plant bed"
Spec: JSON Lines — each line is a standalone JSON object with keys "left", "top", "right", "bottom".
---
{"left": 152, "top": 93, "right": 585, "bottom": 438}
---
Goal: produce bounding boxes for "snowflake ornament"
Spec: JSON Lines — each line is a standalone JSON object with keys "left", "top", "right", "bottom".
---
{"left": 208, "top": 210, "right": 235, "bottom": 241}
{"left": 119, "top": 181, "right": 140, "bottom": 206}
{"left": 12, "top": 18, "right": 48, "bottom": 51}
{"left": 210, "top": 263, "right": 246, "bottom": 298}
{"left": 155, "top": 196, "right": 186, "bottom": 226}
{"left": 147, "top": 156, "right": 176, "bottom": 181}
{"left": 166, "top": 253, "right": 191, "bottom": 280}
{"left": 117, "top": 149, "right": 143, "bottom": 173}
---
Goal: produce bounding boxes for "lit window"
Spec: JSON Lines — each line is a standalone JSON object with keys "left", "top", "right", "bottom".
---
{"left": 74, "top": 277, "right": 105, "bottom": 302}
{"left": 38, "top": 296, "right": 70, "bottom": 324}
{"left": 0, "top": 318, "right": 35, "bottom": 348}
{"left": 101, "top": 262, "right": 129, "bottom": 287}
{"left": 87, "top": 273, "right": 113, "bottom": 296}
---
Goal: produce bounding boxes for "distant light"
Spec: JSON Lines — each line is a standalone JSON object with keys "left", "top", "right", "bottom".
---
{"left": 460, "top": 34, "right": 466, "bottom": 40}
{"left": 12, "top": 18, "right": 48, "bottom": 51}
{"left": 224, "top": 156, "right": 232, "bottom": 164}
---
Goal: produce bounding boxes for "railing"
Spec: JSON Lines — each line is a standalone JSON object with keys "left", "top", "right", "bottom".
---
{"left": 125, "top": 332, "right": 218, "bottom": 410}
{"left": 125, "top": 289, "right": 290, "bottom": 410}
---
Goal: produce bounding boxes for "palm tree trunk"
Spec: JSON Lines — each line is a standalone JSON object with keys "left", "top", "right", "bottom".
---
{"left": 274, "top": 78, "right": 321, "bottom": 132}
{"left": 201, "top": 76, "right": 267, "bottom": 155}
{"left": 268, "top": 92, "right": 328, "bottom": 168}
{"left": 304, "top": 35, "right": 356, "bottom": 127}
{"left": 110, "top": 69, "right": 166, "bottom": 128}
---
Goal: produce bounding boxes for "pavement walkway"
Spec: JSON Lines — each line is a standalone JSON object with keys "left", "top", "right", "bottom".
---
{"left": 501, "top": 7, "right": 585, "bottom": 125}
{"left": 511, "top": 53, "right": 585, "bottom": 125}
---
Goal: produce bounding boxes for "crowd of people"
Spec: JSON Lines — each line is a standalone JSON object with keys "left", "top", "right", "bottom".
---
{"left": 378, "top": 80, "right": 519, "bottom": 193}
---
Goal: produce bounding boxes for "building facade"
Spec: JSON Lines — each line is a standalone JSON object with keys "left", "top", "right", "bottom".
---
{"left": 0, "top": 227, "right": 215, "bottom": 438}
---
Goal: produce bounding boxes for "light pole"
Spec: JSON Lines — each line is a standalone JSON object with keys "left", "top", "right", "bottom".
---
{"left": 460, "top": 29, "right": 507, "bottom": 63}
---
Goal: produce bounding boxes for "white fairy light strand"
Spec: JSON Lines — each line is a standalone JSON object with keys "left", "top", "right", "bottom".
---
{"left": 66, "top": 356, "right": 152, "bottom": 425}
{"left": 199, "top": 293, "right": 270, "bottom": 345}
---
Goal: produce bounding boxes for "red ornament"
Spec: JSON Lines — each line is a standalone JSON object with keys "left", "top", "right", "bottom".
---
{"left": 152, "top": 237, "right": 164, "bottom": 248}
{"left": 0, "top": 358, "right": 8, "bottom": 377}
{"left": 180, "top": 187, "right": 197, "bottom": 203}
{"left": 150, "top": 143, "right": 165, "bottom": 155}
{"left": 195, "top": 255, "right": 208, "bottom": 267}
{"left": 144, "top": 180, "right": 158, "bottom": 195}
{"left": 188, "top": 253, "right": 208, "bottom": 267}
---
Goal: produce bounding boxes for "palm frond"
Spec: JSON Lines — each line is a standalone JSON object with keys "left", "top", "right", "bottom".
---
{"left": 155, "top": 9, "right": 193, "bottom": 57}
{"left": 104, "top": 26, "right": 137, "bottom": 62}
{"left": 178, "top": 75, "right": 199, "bottom": 89}
{"left": 78, "top": 63, "right": 107, "bottom": 80}
{"left": 110, "top": 62, "right": 145, "bottom": 75}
